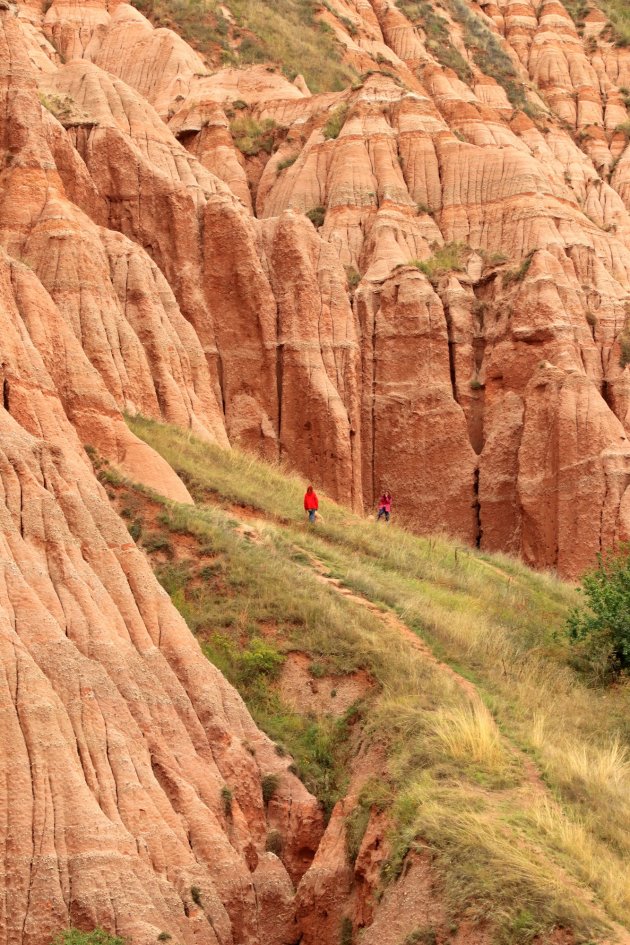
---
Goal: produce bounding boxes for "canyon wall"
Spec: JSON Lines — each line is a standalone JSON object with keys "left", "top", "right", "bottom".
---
{"left": 4, "top": 0, "right": 630, "bottom": 574}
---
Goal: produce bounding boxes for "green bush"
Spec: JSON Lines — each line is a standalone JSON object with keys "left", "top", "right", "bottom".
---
{"left": 262, "top": 772, "right": 280, "bottom": 804}
{"left": 128, "top": 521, "right": 142, "bottom": 542}
{"left": 345, "top": 266, "right": 361, "bottom": 290}
{"left": 405, "top": 928, "right": 437, "bottom": 945}
{"left": 241, "top": 638, "right": 284, "bottom": 681}
{"left": 502, "top": 251, "right": 534, "bottom": 288}
{"left": 230, "top": 115, "right": 276, "bottom": 156}
{"left": 52, "top": 932, "right": 125, "bottom": 945}
{"left": 142, "top": 532, "right": 173, "bottom": 555}
{"left": 567, "top": 545, "right": 630, "bottom": 675}
{"left": 412, "top": 242, "right": 470, "bottom": 283}
{"left": 306, "top": 206, "right": 326, "bottom": 229}
{"left": 340, "top": 917, "right": 353, "bottom": 945}
{"left": 265, "top": 828, "right": 283, "bottom": 854}
{"left": 221, "top": 785, "right": 233, "bottom": 815}
{"left": 277, "top": 154, "right": 298, "bottom": 172}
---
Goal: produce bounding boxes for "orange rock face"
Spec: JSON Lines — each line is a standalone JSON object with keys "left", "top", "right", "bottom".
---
{"left": 6, "top": 0, "right": 630, "bottom": 574}
{"left": 0, "top": 241, "right": 324, "bottom": 944}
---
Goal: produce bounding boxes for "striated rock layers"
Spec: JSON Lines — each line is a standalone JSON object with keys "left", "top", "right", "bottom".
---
{"left": 0, "top": 237, "right": 325, "bottom": 945}
{"left": 4, "top": 0, "right": 630, "bottom": 573}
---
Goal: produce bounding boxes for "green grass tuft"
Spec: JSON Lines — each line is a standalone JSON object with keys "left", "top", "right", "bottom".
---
{"left": 131, "top": 0, "right": 356, "bottom": 92}
{"left": 230, "top": 114, "right": 276, "bottom": 156}
{"left": 322, "top": 103, "right": 349, "bottom": 140}
{"left": 52, "top": 933, "right": 125, "bottom": 945}
{"left": 411, "top": 242, "right": 470, "bottom": 283}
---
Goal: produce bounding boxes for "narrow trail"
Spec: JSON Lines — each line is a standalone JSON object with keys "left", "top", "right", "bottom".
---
{"left": 299, "top": 546, "right": 480, "bottom": 702}
{"left": 294, "top": 545, "right": 556, "bottom": 798}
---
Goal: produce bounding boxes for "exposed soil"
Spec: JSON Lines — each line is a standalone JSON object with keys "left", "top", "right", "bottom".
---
{"left": 278, "top": 651, "right": 373, "bottom": 717}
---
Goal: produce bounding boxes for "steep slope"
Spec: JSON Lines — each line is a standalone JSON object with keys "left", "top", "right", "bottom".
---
{"left": 108, "top": 415, "right": 630, "bottom": 945}
{"left": 0, "top": 244, "right": 323, "bottom": 945}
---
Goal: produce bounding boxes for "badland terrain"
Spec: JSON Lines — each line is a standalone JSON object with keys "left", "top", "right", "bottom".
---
{"left": 2, "top": 0, "right": 630, "bottom": 943}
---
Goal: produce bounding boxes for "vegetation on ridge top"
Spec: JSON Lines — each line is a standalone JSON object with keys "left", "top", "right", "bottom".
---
{"left": 129, "top": 0, "right": 356, "bottom": 92}
{"left": 52, "top": 931, "right": 125, "bottom": 945}
{"left": 88, "top": 416, "right": 630, "bottom": 943}
{"left": 564, "top": 0, "right": 630, "bottom": 47}
{"left": 568, "top": 545, "right": 630, "bottom": 675}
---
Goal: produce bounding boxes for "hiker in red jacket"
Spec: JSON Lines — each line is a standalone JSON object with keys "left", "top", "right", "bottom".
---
{"left": 304, "top": 485, "right": 319, "bottom": 524}
{"left": 377, "top": 490, "right": 392, "bottom": 523}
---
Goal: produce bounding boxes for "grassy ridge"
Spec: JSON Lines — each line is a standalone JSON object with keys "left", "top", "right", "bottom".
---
{"left": 115, "top": 417, "right": 630, "bottom": 941}
{"left": 129, "top": 0, "right": 355, "bottom": 92}
{"left": 564, "top": 0, "right": 630, "bottom": 46}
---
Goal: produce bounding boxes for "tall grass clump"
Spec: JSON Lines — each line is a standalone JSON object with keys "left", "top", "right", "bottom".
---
{"left": 230, "top": 114, "right": 276, "bottom": 155}
{"left": 322, "top": 103, "right": 348, "bottom": 140}
{"left": 412, "top": 242, "right": 470, "bottom": 283}
{"left": 431, "top": 702, "right": 506, "bottom": 773}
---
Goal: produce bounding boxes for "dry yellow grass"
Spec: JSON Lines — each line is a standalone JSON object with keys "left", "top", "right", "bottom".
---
{"left": 432, "top": 702, "right": 506, "bottom": 773}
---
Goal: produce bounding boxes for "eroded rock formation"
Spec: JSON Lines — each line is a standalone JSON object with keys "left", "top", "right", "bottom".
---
{"left": 5, "top": 0, "right": 630, "bottom": 574}
{"left": 4, "top": 0, "right": 630, "bottom": 941}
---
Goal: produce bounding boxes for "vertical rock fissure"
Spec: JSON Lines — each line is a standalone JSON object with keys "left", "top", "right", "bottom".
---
{"left": 371, "top": 305, "right": 378, "bottom": 502}
{"left": 442, "top": 299, "right": 458, "bottom": 403}
{"left": 277, "top": 342, "right": 284, "bottom": 454}
{"left": 3, "top": 376, "right": 9, "bottom": 413}
{"left": 217, "top": 353, "right": 226, "bottom": 415}
{"left": 473, "top": 465, "right": 482, "bottom": 548}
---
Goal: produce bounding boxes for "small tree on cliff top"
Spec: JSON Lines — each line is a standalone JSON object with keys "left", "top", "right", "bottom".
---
{"left": 567, "top": 545, "right": 630, "bottom": 677}
{"left": 53, "top": 930, "right": 126, "bottom": 945}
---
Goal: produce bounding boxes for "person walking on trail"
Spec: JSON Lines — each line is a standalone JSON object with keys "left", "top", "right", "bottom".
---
{"left": 304, "top": 485, "right": 319, "bottom": 524}
{"left": 377, "top": 490, "right": 392, "bottom": 523}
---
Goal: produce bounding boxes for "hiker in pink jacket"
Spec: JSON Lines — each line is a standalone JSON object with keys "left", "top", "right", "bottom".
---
{"left": 377, "top": 491, "right": 392, "bottom": 523}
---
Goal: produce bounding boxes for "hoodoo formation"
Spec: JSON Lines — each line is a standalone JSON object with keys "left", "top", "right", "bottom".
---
{"left": 3, "top": 0, "right": 630, "bottom": 943}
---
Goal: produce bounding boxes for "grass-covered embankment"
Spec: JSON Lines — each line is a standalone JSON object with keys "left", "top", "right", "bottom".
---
{"left": 129, "top": 0, "right": 355, "bottom": 91}
{"left": 93, "top": 416, "right": 630, "bottom": 944}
